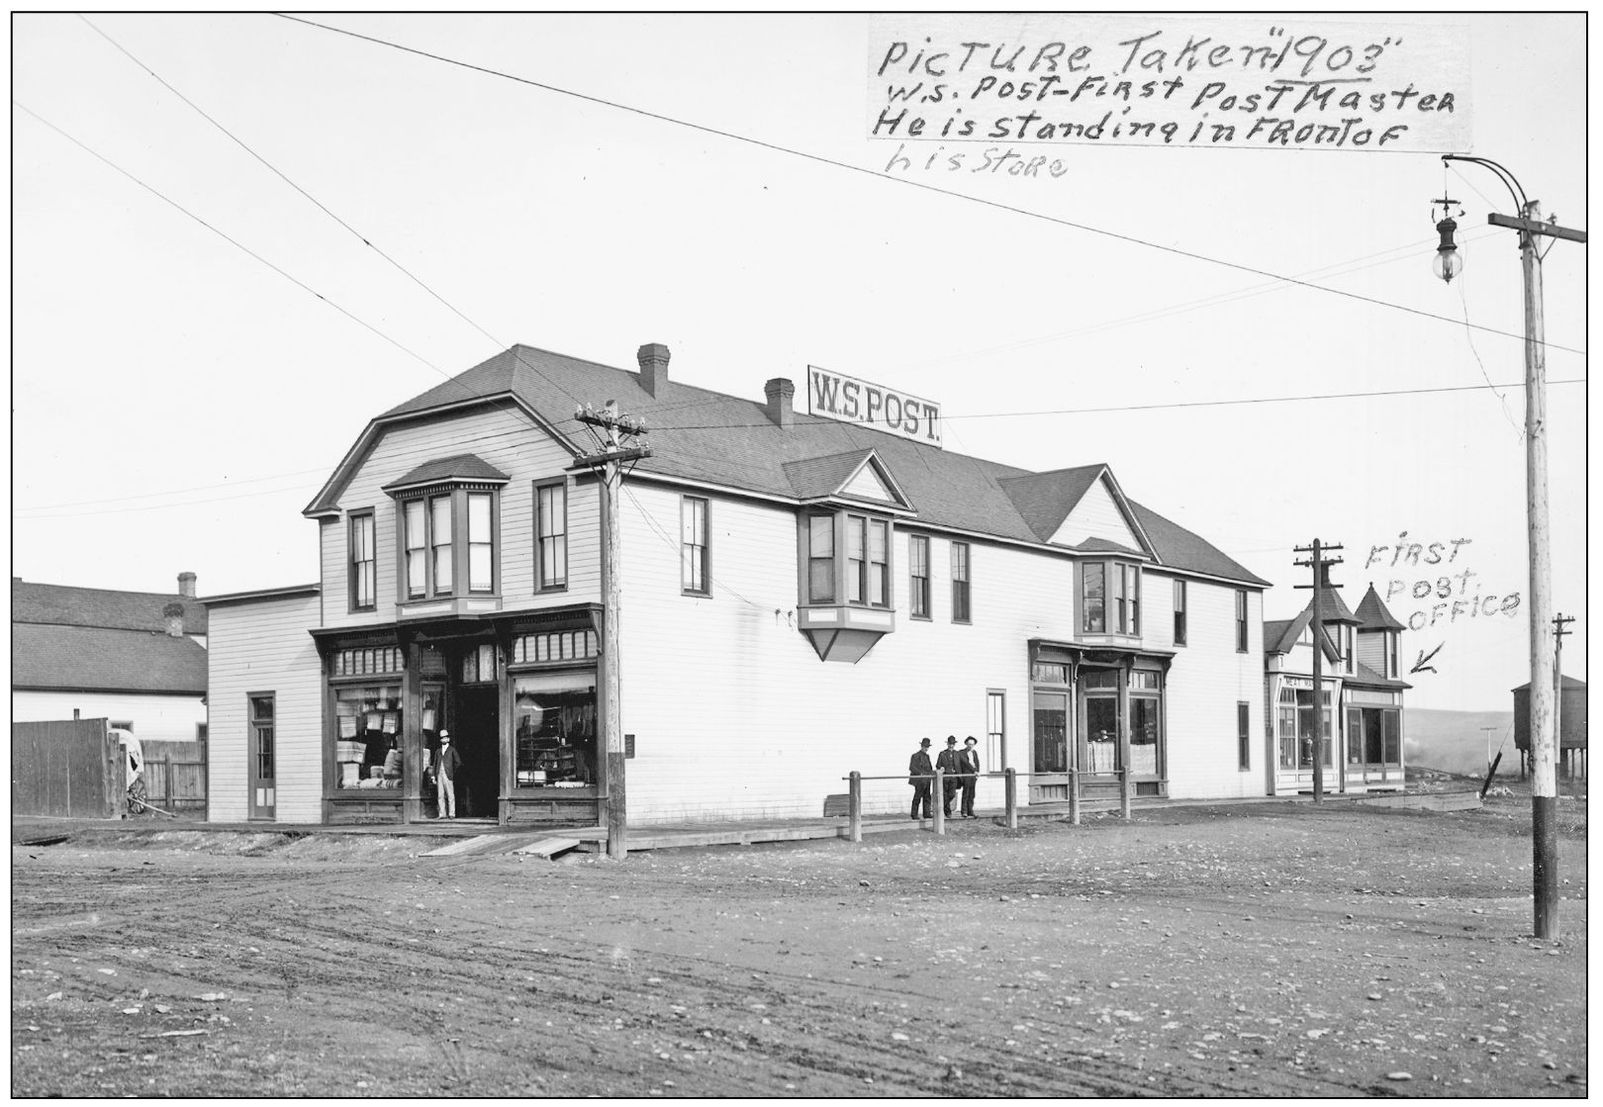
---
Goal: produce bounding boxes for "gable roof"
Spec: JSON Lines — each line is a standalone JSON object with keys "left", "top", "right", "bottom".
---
{"left": 1354, "top": 584, "right": 1405, "bottom": 631}
{"left": 326, "top": 344, "right": 1270, "bottom": 587}
{"left": 996, "top": 465, "right": 1107, "bottom": 543}
{"left": 781, "top": 448, "right": 909, "bottom": 509}
{"left": 381, "top": 453, "right": 510, "bottom": 494}
{"left": 11, "top": 623, "right": 207, "bottom": 695}
{"left": 12, "top": 579, "right": 207, "bottom": 635}
{"left": 1262, "top": 610, "right": 1340, "bottom": 662}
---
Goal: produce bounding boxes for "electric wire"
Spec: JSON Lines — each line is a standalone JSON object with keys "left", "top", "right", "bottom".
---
{"left": 275, "top": 13, "right": 1584, "bottom": 360}
{"left": 13, "top": 99, "right": 446, "bottom": 379}
{"left": 619, "top": 483, "right": 772, "bottom": 614}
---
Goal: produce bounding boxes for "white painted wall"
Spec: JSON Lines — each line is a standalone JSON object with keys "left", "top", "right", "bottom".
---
{"left": 318, "top": 408, "right": 598, "bottom": 631}
{"left": 1050, "top": 476, "right": 1140, "bottom": 549}
{"left": 207, "top": 592, "right": 323, "bottom": 824}
{"left": 10, "top": 690, "right": 204, "bottom": 745}
{"left": 613, "top": 482, "right": 1267, "bottom": 823}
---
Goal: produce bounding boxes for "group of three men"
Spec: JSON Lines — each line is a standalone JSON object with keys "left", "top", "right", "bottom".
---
{"left": 908, "top": 734, "right": 981, "bottom": 820}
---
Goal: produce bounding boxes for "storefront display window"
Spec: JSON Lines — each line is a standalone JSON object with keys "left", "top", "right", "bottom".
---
{"left": 335, "top": 684, "right": 402, "bottom": 789}
{"left": 513, "top": 672, "right": 597, "bottom": 788}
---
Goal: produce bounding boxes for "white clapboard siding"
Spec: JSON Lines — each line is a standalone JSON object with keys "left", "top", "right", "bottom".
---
{"left": 10, "top": 691, "right": 206, "bottom": 745}
{"left": 319, "top": 408, "right": 594, "bottom": 629}
{"left": 1050, "top": 475, "right": 1141, "bottom": 550}
{"left": 207, "top": 592, "right": 323, "bottom": 823}
{"left": 615, "top": 483, "right": 1237, "bottom": 820}
{"left": 1163, "top": 582, "right": 1264, "bottom": 799}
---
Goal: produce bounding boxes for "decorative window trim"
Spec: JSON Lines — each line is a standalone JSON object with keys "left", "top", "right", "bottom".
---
{"left": 348, "top": 509, "right": 376, "bottom": 612}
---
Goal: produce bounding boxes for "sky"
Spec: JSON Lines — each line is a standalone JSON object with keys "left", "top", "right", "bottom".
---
{"left": 10, "top": 12, "right": 1588, "bottom": 712}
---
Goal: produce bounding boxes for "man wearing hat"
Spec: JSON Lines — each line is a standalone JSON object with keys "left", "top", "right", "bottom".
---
{"left": 958, "top": 736, "right": 982, "bottom": 819}
{"left": 936, "top": 735, "right": 963, "bottom": 819}
{"left": 908, "top": 738, "right": 934, "bottom": 820}
{"left": 435, "top": 730, "right": 462, "bottom": 819}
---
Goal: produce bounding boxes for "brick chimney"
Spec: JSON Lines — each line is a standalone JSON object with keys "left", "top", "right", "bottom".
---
{"left": 637, "top": 343, "right": 670, "bottom": 397}
{"left": 764, "top": 377, "right": 795, "bottom": 428}
{"left": 177, "top": 571, "right": 197, "bottom": 598}
{"left": 163, "top": 602, "right": 186, "bottom": 638}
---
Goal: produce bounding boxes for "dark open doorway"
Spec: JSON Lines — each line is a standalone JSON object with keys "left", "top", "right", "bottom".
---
{"left": 452, "top": 685, "right": 500, "bottom": 819}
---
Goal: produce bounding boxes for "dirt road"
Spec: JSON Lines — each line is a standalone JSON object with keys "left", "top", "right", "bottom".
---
{"left": 11, "top": 797, "right": 1586, "bottom": 1097}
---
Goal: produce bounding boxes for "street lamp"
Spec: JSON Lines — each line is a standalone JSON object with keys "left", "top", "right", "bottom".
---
{"left": 1431, "top": 196, "right": 1463, "bottom": 283}
{"left": 1434, "top": 153, "right": 1585, "bottom": 941}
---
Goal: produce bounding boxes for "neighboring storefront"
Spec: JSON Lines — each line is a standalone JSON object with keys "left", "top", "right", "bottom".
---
{"left": 1263, "top": 583, "right": 1409, "bottom": 795}
{"left": 207, "top": 342, "right": 1275, "bottom": 826}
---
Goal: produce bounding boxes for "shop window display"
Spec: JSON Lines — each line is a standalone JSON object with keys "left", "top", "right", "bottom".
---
{"left": 513, "top": 673, "right": 597, "bottom": 788}
{"left": 335, "top": 684, "right": 402, "bottom": 789}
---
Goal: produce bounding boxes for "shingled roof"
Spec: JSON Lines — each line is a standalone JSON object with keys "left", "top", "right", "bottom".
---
{"left": 381, "top": 453, "right": 510, "bottom": 493}
{"left": 312, "top": 345, "right": 1270, "bottom": 587}
{"left": 12, "top": 623, "right": 207, "bottom": 694}
{"left": 12, "top": 579, "right": 207, "bottom": 635}
{"left": 1354, "top": 584, "right": 1406, "bottom": 631}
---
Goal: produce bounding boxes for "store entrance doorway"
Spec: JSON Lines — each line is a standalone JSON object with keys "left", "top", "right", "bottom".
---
{"left": 452, "top": 685, "right": 500, "bottom": 819}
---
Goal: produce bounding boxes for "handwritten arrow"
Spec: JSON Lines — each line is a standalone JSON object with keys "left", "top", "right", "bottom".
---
{"left": 1410, "top": 643, "right": 1445, "bottom": 675}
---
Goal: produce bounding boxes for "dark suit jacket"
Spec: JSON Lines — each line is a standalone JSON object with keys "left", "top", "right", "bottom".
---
{"left": 436, "top": 744, "right": 462, "bottom": 779}
{"left": 908, "top": 750, "right": 933, "bottom": 784}
{"left": 936, "top": 748, "right": 961, "bottom": 776}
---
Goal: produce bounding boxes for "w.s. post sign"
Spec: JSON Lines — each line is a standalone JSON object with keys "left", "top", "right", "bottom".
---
{"left": 807, "top": 366, "right": 943, "bottom": 447}
{"left": 868, "top": 15, "right": 1471, "bottom": 152}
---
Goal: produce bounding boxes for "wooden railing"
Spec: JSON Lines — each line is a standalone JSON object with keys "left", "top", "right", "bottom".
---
{"left": 838, "top": 766, "right": 1131, "bottom": 843}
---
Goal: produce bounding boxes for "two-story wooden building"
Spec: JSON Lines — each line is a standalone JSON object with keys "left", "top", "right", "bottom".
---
{"left": 207, "top": 343, "right": 1272, "bottom": 826}
{"left": 1262, "top": 581, "right": 1410, "bottom": 795}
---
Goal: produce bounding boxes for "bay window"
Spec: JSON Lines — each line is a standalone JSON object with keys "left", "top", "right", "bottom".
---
{"left": 1083, "top": 561, "right": 1140, "bottom": 635}
{"left": 395, "top": 484, "right": 502, "bottom": 601}
{"left": 802, "top": 511, "right": 894, "bottom": 610}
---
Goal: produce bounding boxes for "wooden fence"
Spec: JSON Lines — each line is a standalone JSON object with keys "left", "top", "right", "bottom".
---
{"left": 143, "top": 756, "right": 207, "bottom": 811}
{"left": 12, "top": 718, "right": 122, "bottom": 818}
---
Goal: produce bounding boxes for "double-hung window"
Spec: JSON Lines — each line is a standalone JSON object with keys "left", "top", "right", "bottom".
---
{"left": 807, "top": 515, "right": 835, "bottom": 603}
{"left": 844, "top": 516, "right": 889, "bottom": 606}
{"left": 349, "top": 511, "right": 376, "bottom": 611}
{"left": 536, "top": 482, "right": 567, "bottom": 590}
{"left": 429, "top": 495, "right": 454, "bottom": 596}
{"left": 681, "top": 496, "right": 710, "bottom": 595}
{"left": 950, "top": 541, "right": 971, "bottom": 623}
{"left": 1172, "top": 579, "right": 1187, "bottom": 646}
{"left": 908, "top": 535, "right": 931, "bottom": 619}
{"left": 1236, "top": 589, "right": 1250, "bottom": 652}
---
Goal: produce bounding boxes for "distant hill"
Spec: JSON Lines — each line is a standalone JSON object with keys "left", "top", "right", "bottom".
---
{"left": 1406, "top": 708, "right": 1517, "bottom": 777}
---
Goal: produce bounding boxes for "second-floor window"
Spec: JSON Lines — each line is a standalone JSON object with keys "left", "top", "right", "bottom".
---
{"left": 909, "top": 534, "right": 931, "bottom": 618}
{"left": 1083, "top": 561, "right": 1140, "bottom": 635}
{"left": 1172, "top": 579, "right": 1187, "bottom": 646}
{"left": 1236, "top": 589, "right": 1250, "bottom": 652}
{"left": 536, "top": 482, "right": 567, "bottom": 590}
{"left": 349, "top": 511, "right": 375, "bottom": 611}
{"left": 399, "top": 486, "right": 499, "bottom": 600}
{"left": 803, "top": 511, "right": 894, "bottom": 609}
{"left": 951, "top": 541, "right": 971, "bottom": 623}
{"left": 681, "top": 496, "right": 710, "bottom": 595}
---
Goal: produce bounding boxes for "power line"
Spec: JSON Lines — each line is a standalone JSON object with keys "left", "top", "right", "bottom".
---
{"left": 73, "top": 15, "right": 590, "bottom": 420}
{"left": 276, "top": 14, "right": 1585, "bottom": 359}
{"left": 13, "top": 99, "right": 447, "bottom": 378}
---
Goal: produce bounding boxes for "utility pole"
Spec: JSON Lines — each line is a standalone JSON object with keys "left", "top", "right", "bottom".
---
{"left": 1294, "top": 540, "right": 1343, "bottom": 802}
{"left": 573, "top": 400, "right": 651, "bottom": 861}
{"left": 1480, "top": 726, "right": 1500, "bottom": 776}
{"left": 1434, "top": 155, "right": 1584, "bottom": 940}
{"left": 1553, "top": 613, "right": 1573, "bottom": 784}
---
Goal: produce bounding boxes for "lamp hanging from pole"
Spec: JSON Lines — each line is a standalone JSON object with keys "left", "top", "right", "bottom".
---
{"left": 1432, "top": 195, "right": 1464, "bottom": 283}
